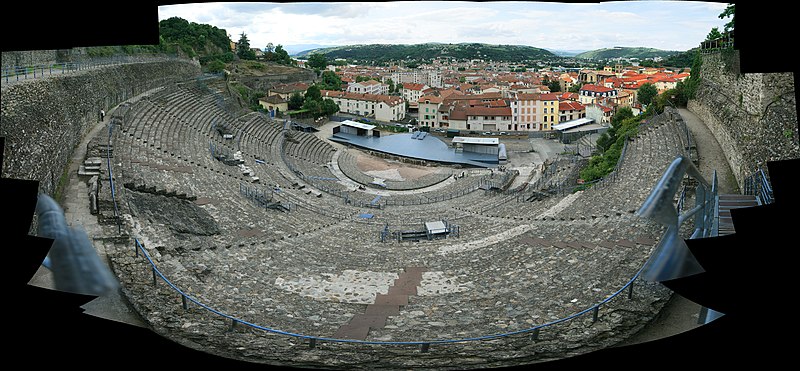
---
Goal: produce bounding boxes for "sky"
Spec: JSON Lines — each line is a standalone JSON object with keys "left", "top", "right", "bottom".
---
{"left": 157, "top": 1, "right": 731, "bottom": 54}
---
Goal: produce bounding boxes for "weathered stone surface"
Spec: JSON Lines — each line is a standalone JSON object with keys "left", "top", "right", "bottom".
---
{"left": 688, "top": 50, "right": 798, "bottom": 189}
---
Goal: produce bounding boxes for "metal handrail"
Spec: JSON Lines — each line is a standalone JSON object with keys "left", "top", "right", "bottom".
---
{"left": 744, "top": 168, "right": 774, "bottom": 205}
{"left": 1, "top": 54, "right": 186, "bottom": 84}
{"left": 636, "top": 155, "right": 718, "bottom": 282}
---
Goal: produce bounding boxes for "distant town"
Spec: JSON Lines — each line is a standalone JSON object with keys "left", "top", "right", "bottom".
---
{"left": 261, "top": 53, "right": 690, "bottom": 132}
{"left": 256, "top": 51, "right": 689, "bottom": 134}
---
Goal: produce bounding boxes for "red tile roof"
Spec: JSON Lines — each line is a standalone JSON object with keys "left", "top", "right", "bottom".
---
{"left": 419, "top": 95, "right": 444, "bottom": 104}
{"left": 558, "top": 92, "right": 579, "bottom": 101}
{"left": 559, "top": 101, "right": 585, "bottom": 111}
{"left": 580, "top": 84, "right": 614, "bottom": 93}
{"left": 516, "top": 93, "right": 540, "bottom": 101}
{"left": 402, "top": 83, "right": 427, "bottom": 91}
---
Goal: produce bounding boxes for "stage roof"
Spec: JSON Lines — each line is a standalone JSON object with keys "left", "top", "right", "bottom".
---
{"left": 341, "top": 120, "right": 376, "bottom": 131}
{"left": 451, "top": 137, "right": 499, "bottom": 145}
{"left": 552, "top": 117, "right": 594, "bottom": 131}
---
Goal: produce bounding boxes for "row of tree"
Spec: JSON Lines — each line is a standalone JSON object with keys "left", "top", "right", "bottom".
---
{"left": 236, "top": 33, "right": 293, "bottom": 66}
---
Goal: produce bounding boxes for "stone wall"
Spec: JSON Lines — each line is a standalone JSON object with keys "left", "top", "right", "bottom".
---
{"left": 687, "top": 50, "right": 798, "bottom": 189}
{"left": 236, "top": 70, "right": 317, "bottom": 92}
{"left": 1, "top": 50, "right": 60, "bottom": 69}
{"left": 0, "top": 59, "right": 201, "bottom": 195}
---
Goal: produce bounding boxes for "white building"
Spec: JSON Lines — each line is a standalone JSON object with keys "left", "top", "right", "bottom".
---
{"left": 401, "top": 83, "right": 430, "bottom": 106}
{"left": 322, "top": 90, "right": 406, "bottom": 122}
{"left": 391, "top": 70, "right": 442, "bottom": 88}
{"left": 347, "top": 80, "right": 389, "bottom": 95}
{"left": 511, "top": 93, "right": 539, "bottom": 131}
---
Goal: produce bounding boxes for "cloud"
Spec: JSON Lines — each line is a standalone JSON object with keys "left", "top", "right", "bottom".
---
{"left": 158, "top": 1, "right": 728, "bottom": 52}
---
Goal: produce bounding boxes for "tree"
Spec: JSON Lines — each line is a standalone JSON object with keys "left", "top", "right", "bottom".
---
{"left": 637, "top": 83, "right": 658, "bottom": 106}
{"left": 611, "top": 107, "right": 634, "bottom": 128}
{"left": 302, "top": 98, "right": 321, "bottom": 117}
{"left": 320, "top": 70, "right": 343, "bottom": 90}
{"left": 568, "top": 84, "right": 581, "bottom": 93}
{"left": 321, "top": 98, "right": 340, "bottom": 116}
{"left": 237, "top": 32, "right": 256, "bottom": 60}
{"left": 307, "top": 53, "right": 328, "bottom": 70}
{"left": 270, "top": 45, "right": 292, "bottom": 65}
{"left": 206, "top": 59, "right": 226, "bottom": 73}
{"left": 385, "top": 78, "right": 395, "bottom": 93}
{"left": 547, "top": 79, "right": 561, "bottom": 92}
{"left": 706, "top": 27, "right": 723, "bottom": 41}
{"left": 288, "top": 92, "right": 304, "bottom": 110}
{"left": 304, "top": 85, "right": 322, "bottom": 102}
{"left": 720, "top": 4, "right": 735, "bottom": 33}
{"left": 264, "top": 42, "right": 274, "bottom": 54}
{"left": 355, "top": 75, "right": 371, "bottom": 83}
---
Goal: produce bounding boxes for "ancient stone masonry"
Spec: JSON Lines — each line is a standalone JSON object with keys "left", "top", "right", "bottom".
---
{"left": 0, "top": 59, "right": 201, "bottom": 195}
{"left": 7, "top": 62, "right": 708, "bottom": 369}
{"left": 87, "top": 76, "right": 688, "bottom": 369}
{"left": 687, "top": 50, "right": 799, "bottom": 189}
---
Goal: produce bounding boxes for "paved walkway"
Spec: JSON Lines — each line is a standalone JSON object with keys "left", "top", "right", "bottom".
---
{"left": 27, "top": 89, "right": 168, "bottom": 328}
{"left": 615, "top": 107, "right": 739, "bottom": 347}
{"left": 679, "top": 108, "right": 739, "bottom": 194}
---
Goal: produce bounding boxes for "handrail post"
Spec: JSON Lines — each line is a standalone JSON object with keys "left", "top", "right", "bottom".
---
{"left": 530, "top": 328, "right": 540, "bottom": 341}
{"left": 694, "top": 181, "right": 706, "bottom": 233}
{"left": 152, "top": 266, "right": 158, "bottom": 286}
{"left": 309, "top": 338, "right": 317, "bottom": 349}
{"left": 182, "top": 295, "right": 188, "bottom": 310}
{"left": 592, "top": 306, "right": 599, "bottom": 323}
{"left": 420, "top": 343, "right": 430, "bottom": 353}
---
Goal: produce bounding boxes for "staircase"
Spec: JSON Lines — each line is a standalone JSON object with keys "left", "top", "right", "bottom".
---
{"left": 717, "top": 194, "right": 759, "bottom": 236}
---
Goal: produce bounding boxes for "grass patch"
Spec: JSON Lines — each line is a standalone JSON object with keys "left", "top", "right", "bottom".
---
{"left": 52, "top": 165, "right": 71, "bottom": 204}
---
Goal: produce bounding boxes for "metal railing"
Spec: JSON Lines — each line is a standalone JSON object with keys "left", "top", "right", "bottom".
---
{"left": 636, "top": 155, "right": 718, "bottom": 282}
{"left": 1, "top": 54, "right": 187, "bottom": 84}
{"left": 700, "top": 31, "right": 735, "bottom": 53}
{"left": 744, "top": 168, "right": 774, "bottom": 205}
{"left": 107, "top": 121, "right": 121, "bottom": 234}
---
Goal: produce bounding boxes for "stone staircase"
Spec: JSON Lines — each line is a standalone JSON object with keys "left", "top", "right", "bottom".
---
{"left": 78, "top": 157, "right": 102, "bottom": 176}
{"left": 717, "top": 194, "right": 759, "bottom": 236}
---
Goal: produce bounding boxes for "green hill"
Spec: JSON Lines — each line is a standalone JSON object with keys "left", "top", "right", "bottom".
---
{"left": 158, "top": 17, "right": 233, "bottom": 62}
{"left": 575, "top": 47, "right": 681, "bottom": 60}
{"left": 295, "top": 43, "right": 558, "bottom": 63}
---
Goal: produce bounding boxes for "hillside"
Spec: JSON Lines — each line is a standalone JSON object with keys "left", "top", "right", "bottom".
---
{"left": 295, "top": 43, "right": 558, "bottom": 62}
{"left": 661, "top": 48, "right": 699, "bottom": 68}
{"left": 575, "top": 47, "right": 681, "bottom": 60}
{"left": 158, "top": 17, "right": 232, "bottom": 60}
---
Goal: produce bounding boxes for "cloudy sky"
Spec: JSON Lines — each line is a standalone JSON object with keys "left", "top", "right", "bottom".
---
{"left": 158, "top": 1, "right": 731, "bottom": 53}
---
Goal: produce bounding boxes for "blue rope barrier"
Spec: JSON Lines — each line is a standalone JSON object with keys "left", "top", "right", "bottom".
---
{"left": 107, "top": 123, "right": 121, "bottom": 234}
